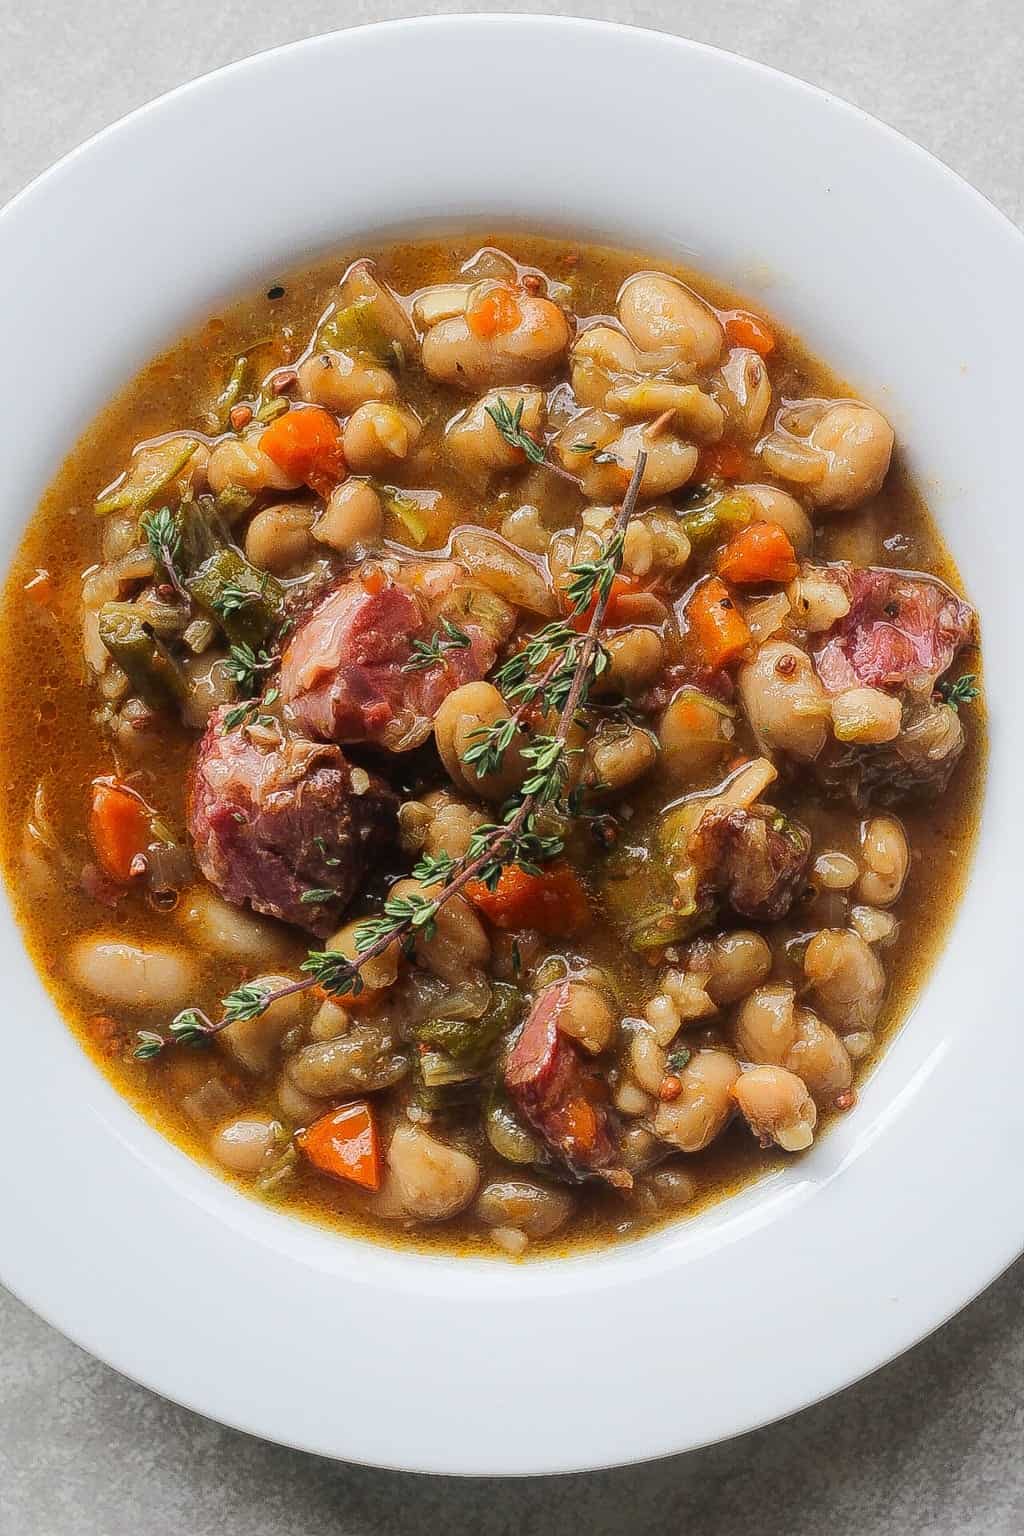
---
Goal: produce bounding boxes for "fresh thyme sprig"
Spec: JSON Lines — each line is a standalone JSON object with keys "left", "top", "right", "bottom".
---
{"left": 133, "top": 451, "right": 648, "bottom": 1060}
{"left": 485, "top": 395, "right": 580, "bottom": 485}
{"left": 484, "top": 396, "right": 547, "bottom": 465}
{"left": 221, "top": 687, "right": 280, "bottom": 733}
{"left": 140, "top": 507, "right": 190, "bottom": 603}
{"left": 224, "top": 642, "right": 275, "bottom": 697}
{"left": 936, "top": 673, "right": 980, "bottom": 710}
{"left": 402, "top": 618, "right": 472, "bottom": 673}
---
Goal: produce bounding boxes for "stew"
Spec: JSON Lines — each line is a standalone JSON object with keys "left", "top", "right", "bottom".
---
{"left": 0, "top": 234, "right": 983, "bottom": 1257}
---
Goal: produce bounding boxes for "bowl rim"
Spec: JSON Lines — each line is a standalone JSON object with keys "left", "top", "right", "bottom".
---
{"left": 0, "top": 13, "right": 1021, "bottom": 1476}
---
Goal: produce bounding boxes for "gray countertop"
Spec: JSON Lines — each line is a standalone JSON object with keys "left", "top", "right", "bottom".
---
{"left": 1, "top": 2, "right": 1020, "bottom": 1530}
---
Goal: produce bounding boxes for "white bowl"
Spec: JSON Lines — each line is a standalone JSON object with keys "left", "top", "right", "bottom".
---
{"left": 0, "top": 16, "right": 1020, "bottom": 1475}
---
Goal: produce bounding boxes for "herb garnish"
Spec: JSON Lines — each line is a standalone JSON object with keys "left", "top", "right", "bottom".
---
{"left": 134, "top": 453, "right": 648, "bottom": 1058}
{"left": 224, "top": 642, "right": 275, "bottom": 697}
{"left": 220, "top": 687, "right": 280, "bottom": 734}
{"left": 213, "top": 573, "right": 271, "bottom": 619}
{"left": 936, "top": 673, "right": 980, "bottom": 710}
{"left": 139, "top": 507, "right": 190, "bottom": 603}
{"left": 402, "top": 619, "right": 472, "bottom": 673}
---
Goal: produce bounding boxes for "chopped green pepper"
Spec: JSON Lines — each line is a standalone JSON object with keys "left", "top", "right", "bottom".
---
{"left": 376, "top": 484, "right": 429, "bottom": 545}
{"left": 627, "top": 901, "right": 715, "bottom": 952}
{"left": 97, "top": 603, "right": 187, "bottom": 710}
{"left": 412, "top": 982, "right": 521, "bottom": 1067}
{"left": 186, "top": 548, "right": 285, "bottom": 648}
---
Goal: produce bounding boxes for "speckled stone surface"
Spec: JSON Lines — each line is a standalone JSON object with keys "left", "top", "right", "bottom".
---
{"left": 1, "top": 2, "right": 1021, "bottom": 1528}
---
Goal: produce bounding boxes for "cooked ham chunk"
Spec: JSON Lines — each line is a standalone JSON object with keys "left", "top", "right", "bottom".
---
{"left": 689, "top": 803, "right": 812, "bottom": 922}
{"left": 505, "top": 982, "right": 623, "bottom": 1182}
{"left": 188, "top": 707, "right": 398, "bottom": 935}
{"left": 278, "top": 569, "right": 513, "bottom": 751}
{"left": 811, "top": 566, "right": 973, "bottom": 696}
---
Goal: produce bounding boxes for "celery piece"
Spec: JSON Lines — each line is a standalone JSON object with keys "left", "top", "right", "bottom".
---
{"left": 377, "top": 484, "right": 429, "bottom": 545}
{"left": 95, "top": 440, "right": 198, "bottom": 516}
{"left": 209, "top": 356, "right": 248, "bottom": 433}
{"left": 678, "top": 492, "right": 753, "bottom": 548}
{"left": 317, "top": 296, "right": 393, "bottom": 362}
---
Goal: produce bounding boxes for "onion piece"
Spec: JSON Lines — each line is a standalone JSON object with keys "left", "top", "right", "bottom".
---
{"left": 452, "top": 528, "right": 557, "bottom": 616}
{"left": 183, "top": 1078, "right": 239, "bottom": 1131}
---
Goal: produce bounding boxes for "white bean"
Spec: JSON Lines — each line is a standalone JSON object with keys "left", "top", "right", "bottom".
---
{"left": 734, "top": 983, "right": 798, "bottom": 1064}
{"left": 738, "top": 640, "right": 830, "bottom": 761}
{"left": 208, "top": 433, "right": 299, "bottom": 494}
{"left": 210, "top": 1114, "right": 280, "bottom": 1175}
{"left": 806, "top": 402, "right": 895, "bottom": 512}
{"left": 570, "top": 324, "right": 641, "bottom": 407}
{"left": 421, "top": 291, "right": 570, "bottom": 391}
{"left": 286, "top": 1026, "right": 407, "bottom": 1097}
{"left": 653, "top": 1048, "right": 739, "bottom": 1152}
{"left": 297, "top": 350, "right": 398, "bottom": 413}
{"left": 433, "top": 681, "right": 524, "bottom": 801}
{"left": 246, "top": 502, "right": 316, "bottom": 574}
{"left": 557, "top": 983, "right": 616, "bottom": 1055}
{"left": 734, "top": 1065, "right": 816, "bottom": 1151}
{"left": 446, "top": 389, "right": 546, "bottom": 481}
{"left": 832, "top": 687, "right": 902, "bottom": 744}
{"left": 598, "top": 627, "right": 665, "bottom": 696}
{"left": 713, "top": 348, "right": 772, "bottom": 439}
{"left": 805, "top": 929, "right": 886, "bottom": 1032}
{"left": 813, "top": 852, "right": 860, "bottom": 891}
{"left": 740, "top": 484, "right": 814, "bottom": 555}
{"left": 388, "top": 877, "right": 489, "bottom": 984}
{"left": 586, "top": 719, "right": 658, "bottom": 792}
{"left": 387, "top": 1123, "right": 480, "bottom": 1220}
{"left": 785, "top": 1010, "right": 853, "bottom": 1099}
{"left": 617, "top": 272, "right": 723, "bottom": 369}
{"left": 474, "top": 1179, "right": 574, "bottom": 1239}
{"left": 313, "top": 480, "right": 383, "bottom": 553}
{"left": 342, "top": 403, "right": 421, "bottom": 474}
{"left": 657, "top": 688, "right": 734, "bottom": 784}
{"left": 178, "top": 888, "right": 291, "bottom": 964}
{"left": 69, "top": 936, "right": 198, "bottom": 1009}
{"left": 275, "top": 1072, "right": 323, "bottom": 1126}
{"left": 858, "top": 816, "right": 909, "bottom": 906}
{"left": 219, "top": 975, "right": 308, "bottom": 1073}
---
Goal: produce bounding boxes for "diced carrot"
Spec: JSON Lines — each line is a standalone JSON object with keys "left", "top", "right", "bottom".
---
{"left": 466, "top": 288, "right": 522, "bottom": 339}
{"left": 698, "top": 441, "right": 749, "bottom": 482}
{"left": 563, "top": 1096, "right": 599, "bottom": 1155}
{"left": 717, "top": 520, "right": 798, "bottom": 585}
{"left": 465, "top": 861, "right": 592, "bottom": 936}
{"left": 89, "top": 778, "right": 153, "bottom": 882}
{"left": 359, "top": 564, "right": 387, "bottom": 596}
{"left": 23, "top": 569, "right": 55, "bottom": 607}
{"left": 565, "top": 573, "right": 643, "bottom": 633}
{"left": 260, "top": 405, "right": 346, "bottom": 495}
{"left": 686, "top": 578, "right": 751, "bottom": 669}
{"left": 724, "top": 311, "right": 776, "bottom": 356}
{"left": 297, "top": 1100, "right": 381, "bottom": 1190}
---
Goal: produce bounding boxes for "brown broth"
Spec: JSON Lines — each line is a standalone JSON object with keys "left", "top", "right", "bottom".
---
{"left": 0, "top": 233, "right": 985, "bottom": 1257}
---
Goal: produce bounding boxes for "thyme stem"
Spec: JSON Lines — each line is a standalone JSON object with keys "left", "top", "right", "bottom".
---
{"left": 135, "top": 451, "right": 648, "bottom": 1059}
